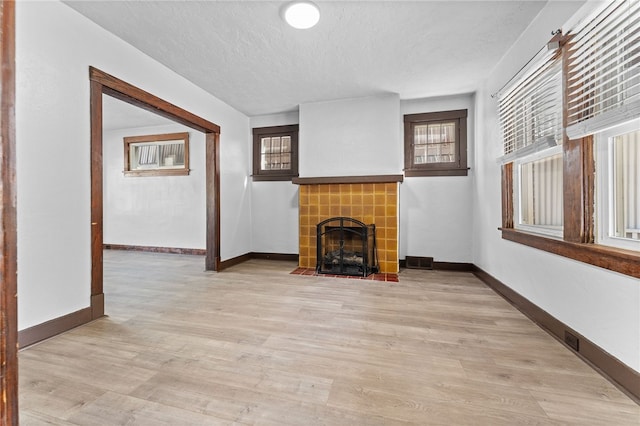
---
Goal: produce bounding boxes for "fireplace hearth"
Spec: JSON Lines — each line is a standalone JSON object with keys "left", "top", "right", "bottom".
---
{"left": 316, "top": 217, "right": 378, "bottom": 277}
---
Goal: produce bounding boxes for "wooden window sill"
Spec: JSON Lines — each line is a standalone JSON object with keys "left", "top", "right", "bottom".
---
{"left": 500, "top": 228, "right": 640, "bottom": 279}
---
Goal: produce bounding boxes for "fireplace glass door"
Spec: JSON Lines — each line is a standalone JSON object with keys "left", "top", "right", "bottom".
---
{"left": 316, "top": 217, "right": 378, "bottom": 276}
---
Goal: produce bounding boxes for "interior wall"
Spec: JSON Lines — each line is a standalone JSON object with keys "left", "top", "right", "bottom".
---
{"left": 15, "top": 0, "right": 250, "bottom": 330}
{"left": 299, "top": 94, "right": 402, "bottom": 177}
{"left": 249, "top": 111, "right": 300, "bottom": 254}
{"left": 103, "top": 123, "right": 206, "bottom": 250}
{"left": 399, "top": 94, "right": 475, "bottom": 262}
{"left": 473, "top": 1, "right": 640, "bottom": 372}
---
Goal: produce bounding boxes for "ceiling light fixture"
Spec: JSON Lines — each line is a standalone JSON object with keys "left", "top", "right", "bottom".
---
{"left": 283, "top": 1, "right": 320, "bottom": 29}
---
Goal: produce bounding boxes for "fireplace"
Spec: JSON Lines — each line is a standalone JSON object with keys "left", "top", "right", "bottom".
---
{"left": 316, "top": 217, "right": 378, "bottom": 276}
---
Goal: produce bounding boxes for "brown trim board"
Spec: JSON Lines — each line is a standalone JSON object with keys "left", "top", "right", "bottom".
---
{"left": 89, "top": 66, "right": 222, "bottom": 328}
{"left": 293, "top": 174, "right": 404, "bottom": 185}
{"left": 218, "top": 252, "right": 299, "bottom": 271}
{"left": 473, "top": 265, "right": 640, "bottom": 403}
{"left": 104, "top": 244, "right": 206, "bottom": 256}
{"left": 0, "top": 1, "right": 18, "bottom": 423}
{"left": 18, "top": 307, "right": 93, "bottom": 349}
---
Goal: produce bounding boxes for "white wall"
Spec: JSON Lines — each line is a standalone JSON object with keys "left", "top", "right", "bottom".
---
{"left": 16, "top": 1, "right": 250, "bottom": 330}
{"left": 250, "top": 112, "right": 300, "bottom": 254}
{"left": 103, "top": 123, "right": 206, "bottom": 249}
{"left": 400, "top": 95, "right": 475, "bottom": 262}
{"left": 473, "top": 1, "right": 640, "bottom": 372}
{"left": 299, "top": 94, "right": 402, "bottom": 177}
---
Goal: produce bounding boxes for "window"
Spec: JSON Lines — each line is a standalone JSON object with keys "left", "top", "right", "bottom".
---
{"left": 252, "top": 125, "right": 299, "bottom": 181}
{"left": 499, "top": 48, "right": 563, "bottom": 235}
{"left": 514, "top": 147, "right": 564, "bottom": 237}
{"left": 404, "top": 109, "right": 468, "bottom": 176}
{"left": 124, "top": 132, "right": 189, "bottom": 177}
{"left": 499, "top": 0, "right": 640, "bottom": 279}
{"left": 596, "top": 120, "right": 640, "bottom": 251}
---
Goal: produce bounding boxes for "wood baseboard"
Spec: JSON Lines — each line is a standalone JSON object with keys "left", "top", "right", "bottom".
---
{"left": 218, "top": 252, "right": 299, "bottom": 271}
{"left": 103, "top": 244, "right": 206, "bottom": 256}
{"left": 473, "top": 265, "right": 640, "bottom": 404}
{"left": 399, "top": 258, "right": 473, "bottom": 272}
{"left": 251, "top": 252, "right": 299, "bottom": 262}
{"left": 18, "top": 307, "right": 93, "bottom": 349}
{"left": 217, "top": 253, "right": 253, "bottom": 270}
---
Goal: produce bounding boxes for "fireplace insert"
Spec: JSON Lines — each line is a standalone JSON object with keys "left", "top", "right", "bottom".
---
{"left": 316, "top": 217, "right": 378, "bottom": 276}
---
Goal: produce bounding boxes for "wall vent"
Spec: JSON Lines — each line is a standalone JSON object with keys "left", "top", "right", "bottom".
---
{"left": 564, "top": 330, "right": 580, "bottom": 352}
{"left": 405, "top": 256, "right": 434, "bottom": 270}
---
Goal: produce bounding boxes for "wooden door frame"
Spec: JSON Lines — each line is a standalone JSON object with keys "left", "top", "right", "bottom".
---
{"left": 0, "top": 1, "right": 18, "bottom": 424}
{"left": 89, "top": 67, "right": 221, "bottom": 319}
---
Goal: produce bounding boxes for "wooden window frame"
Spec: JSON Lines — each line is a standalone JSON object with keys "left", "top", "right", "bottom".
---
{"left": 124, "top": 132, "right": 190, "bottom": 177}
{"left": 252, "top": 124, "right": 299, "bottom": 181}
{"left": 500, "top": 7, "right": 640, "bottom": 280}
{"left": 500, "top": 113, "right": 640, "bottom": 281}
{"left": 404, "top": 109, "right": 468, "bottom": 177}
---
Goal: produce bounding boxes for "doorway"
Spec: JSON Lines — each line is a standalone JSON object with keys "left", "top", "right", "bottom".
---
{"left": 89, "top": 67, "right": 221, "bottom": 320}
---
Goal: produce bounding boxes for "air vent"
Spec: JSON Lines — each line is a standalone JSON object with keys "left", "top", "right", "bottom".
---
{"left": 405, "top": 256, "right": 434, "bottom": 270}
{"left": 564, "top": 330, "right": 580, "bottom": 352}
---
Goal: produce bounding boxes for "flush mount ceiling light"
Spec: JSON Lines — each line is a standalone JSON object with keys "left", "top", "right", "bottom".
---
{"left": 283, "top": 1, "right": 320, "bottom": 29}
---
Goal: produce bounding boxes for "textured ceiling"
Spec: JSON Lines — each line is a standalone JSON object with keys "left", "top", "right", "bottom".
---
{"left": 66, "top": 1, "right": 551, "bottom": 117}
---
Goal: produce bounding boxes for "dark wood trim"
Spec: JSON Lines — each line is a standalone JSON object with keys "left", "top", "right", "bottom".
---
{"left": 501, "top": 162, "right": 513, "bottom": 228}
{"left": 205, "top": 132, "right": 221, "bottom": 271}
{"left": 90, "top": 80, "right": 104, "bottom": 317}
{"left": 399, "top": 259, "right": 473, "bottom": 271}
{"left": 217, "top": 252, "right": 299, "bottom": 271}
{"left": 563, "top": 136, "right": 595, "bottom": 243}
{"left": 404, "top": 168, "right": 469, "bottom": 177}
{"left": 0, "top": 1, "right": 18, "bottom": 423}
{"left": 18, "top": 307, "right": 93, "bottom": 349}
{"left": 91, "top": 293, "right": 104, "bottom": 320}
{"left": 403, "top": 109, "right": 469, "bottom": 177}
{"left": 292, "top": 175, "right": 404, "bottom": 185}
{"left": 252, "top": 124, "right": 299, "bottom": 181}
{"left": 473, "top": 265, "right": 640, "bottom": 403}
{"left": 90, "top": 67, "right": 219, "bottom": 134}
{"left": 251, "top": 252, "right": 299, "bottom": 262}
{"left": 90, "top": 67, "right": 222, "bottom": 324}
{"left": 217, "top": 253, "right": 253, "bottom": 271}
{"left": 104, "top": 244, "right": 206, "bottom": 256}
{"left": 501, "top": 228, "right": 640, "bottom": 279}
{"left": 433, "top": 261, "right": 474, "bottom": 271}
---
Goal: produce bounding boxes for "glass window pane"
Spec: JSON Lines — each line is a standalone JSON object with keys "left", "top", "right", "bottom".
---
{"left": 281, "top": 136, "right": 291, "bottom": 153}
{"left": 414, "top": 125, "right": 428, "bottom": 145}
{"left": 612, "top": 130, "right": 640, "bottom": 240}
{"left": 519, "top": 153, "right": 563, "bottom": 227}
{"left": 414, "top": 145, "right": 427, "bottom": 164}
{"left": 261, "top": 137, "right": 271, "bottom": 155}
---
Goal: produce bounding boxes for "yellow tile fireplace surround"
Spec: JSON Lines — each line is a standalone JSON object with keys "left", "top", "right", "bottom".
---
{"left": 294, "top": 175, "right": 402, "bottom": 274}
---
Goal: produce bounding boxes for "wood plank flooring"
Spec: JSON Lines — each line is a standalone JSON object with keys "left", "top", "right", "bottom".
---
{"left": 19, "top": 251, "right": 640, "bottom": 425}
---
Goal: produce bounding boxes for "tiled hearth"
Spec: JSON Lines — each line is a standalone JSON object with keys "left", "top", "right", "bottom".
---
{"left": 290, "top": 267, "right": 399, "bottom": 282}
{"left": 295, "top": 176, "right": 401, "bottom": 274}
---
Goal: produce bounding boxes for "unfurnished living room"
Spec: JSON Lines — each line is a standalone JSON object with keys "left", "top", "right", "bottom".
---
{"left": 1, "top": 0, "right": 639, "bottom": 424}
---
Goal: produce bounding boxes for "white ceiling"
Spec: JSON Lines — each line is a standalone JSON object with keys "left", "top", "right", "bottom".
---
{"left": 66, "top": 0, "right": 552, "bottom": 118}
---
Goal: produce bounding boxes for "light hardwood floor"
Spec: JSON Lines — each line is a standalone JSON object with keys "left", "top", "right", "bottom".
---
{"left": 19, "top": 251, "right": 639, "bottom": 425}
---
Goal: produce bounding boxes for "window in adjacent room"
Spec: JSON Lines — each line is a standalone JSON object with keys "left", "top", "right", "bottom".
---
{"left": 124, "top": 132, "right": 189, "bottom": 177}
{"left": 596, "top": 119, "right": 640, "bottom": 251}
{"left": 252, "top": 124, "right": 299, "bottom": 181}
{"left": 404, "top": 109, "right": 468, "bottom": 176}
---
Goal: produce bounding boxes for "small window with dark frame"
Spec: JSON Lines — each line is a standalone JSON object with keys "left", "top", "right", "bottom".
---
{"left": 252, "top": 124, "right": 299, "bottom": 181}
{"left": 404, "top": 109, "right": 468, "bottom": 177}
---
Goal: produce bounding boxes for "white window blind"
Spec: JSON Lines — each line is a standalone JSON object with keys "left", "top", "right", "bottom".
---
{"left": 566, "top": 0, "right": 640, "bottom": 139}
{"left": 499, "top": 53, "right": 563, "bottom": 160}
